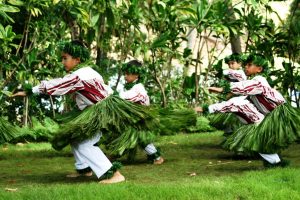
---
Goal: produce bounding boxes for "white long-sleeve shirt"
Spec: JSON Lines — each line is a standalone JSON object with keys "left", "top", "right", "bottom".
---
{"left": 32, "top": 67, "right": 113, "bottom": 110}
{"left": 230, "top": 75, "right": 285, "bottom": 115}
{"left": 208, "top": 96, "right": 265, "bottom": 124}
{"left": 223, "top": 69, "right": 247, "bottom": 82}
{"left": 119, "top": 83, "right": 150, "bottom": 106}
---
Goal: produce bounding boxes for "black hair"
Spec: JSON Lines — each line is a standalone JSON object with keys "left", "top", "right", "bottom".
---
{"left": 224, "top": 53, "right": 242, "bottom": 64}
{"left": 243, "top": 54, "right": 269, "bottom": 72}
{"left": 121, "top": 60, "right": 145, "bottom": 75}
{"left": 59, "top": 40, "right": 90, "bottom": 62}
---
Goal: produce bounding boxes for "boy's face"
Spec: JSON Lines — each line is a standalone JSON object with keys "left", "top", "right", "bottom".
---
{"left": 227, "top": 61, "right": 241, "bottom": 70}
{"left": 61, "top": 53, "right": 80, "bottom": 72}
{"left": 244, "top": 62, "right": 263, "bottom": 76}
{"left": 124, "top": 72, "right": 139, "bottom": 83}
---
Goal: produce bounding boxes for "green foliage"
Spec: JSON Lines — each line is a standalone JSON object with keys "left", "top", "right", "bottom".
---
{"left": 0, "top": 1, "right": 20, "bottom": 23}
{"left": 0, "top": 0, "right": 299, "bottom": 125}
{"left": 0, "top": 116, "right": 20, "bottom": 144}
{"left": 158, "top": 107, "right": 197, "bottom": 135}
{"left": 186, "top": 116, "right": 216, "bottom": 132}
{"left": 51, "top": 95, "right": 159, "bottom": 150}
{"left": 15, "top": 117, "right": 59, "bottom": 142}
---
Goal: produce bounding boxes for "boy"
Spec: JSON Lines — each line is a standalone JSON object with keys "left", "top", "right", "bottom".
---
{"left": 206, "top": 54, "right": 300, "bottom": 167}
{"left": 119, "top": 60, "right": 164, "bottom": 165}
{"left": 13, "top": 40, "right": 125, "bottom": 183}
{"left": 208, "top": 53, "right": 247, "bottom": 136}
{"left": 223, "top": 53, "right": 247, "bottom": 82}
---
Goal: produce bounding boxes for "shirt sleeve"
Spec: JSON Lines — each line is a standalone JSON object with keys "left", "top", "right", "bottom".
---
{"left": 119, "top": 84, "right": 148, "bottom": 104}
{"left": 208, "top": 97, "right": 264, "bottom": 123}
{"left": 230, "top": 77, "right": 264, "bottom": 95}
{"left": 224, "top": 69, "right": 247, "bottom": 81}
{"left": 209, "top": 99, "right": 241, "bottom": 114}
{"left": 32, "top": 73, "right": 84, "bottom": 96}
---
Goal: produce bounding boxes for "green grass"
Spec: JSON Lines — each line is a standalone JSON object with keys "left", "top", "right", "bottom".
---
{"left": 1, "top": 132, "right": 300, "bottom": 200}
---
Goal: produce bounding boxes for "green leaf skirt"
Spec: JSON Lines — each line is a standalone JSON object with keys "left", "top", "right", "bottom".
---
{"left": 0, "top": 117, "right": 20, "bottom": 145}
{"left": 157, "top": 107, "right": 197, "bottom": 135}
{"left": 208, "top": 113, "right": 243, "bottom": 131}
{"left": 222, "top": 103, "right": 300, "bottom": 154}
{"left": 51, "top": 95, "right": 159, "bottom": 151}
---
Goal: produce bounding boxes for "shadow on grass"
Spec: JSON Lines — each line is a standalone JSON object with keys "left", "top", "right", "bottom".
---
{"left": 3, "top": 172, "right": 100, "bottom": 185}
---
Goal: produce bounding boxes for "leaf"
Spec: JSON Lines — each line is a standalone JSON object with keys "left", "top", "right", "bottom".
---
{"left": 0, "top": 4, "right": 20, "bottom": 13}
{"left": 189, "top": 172, "right": 196, "bottom": 176}
{"left": 91, "top": 13, "right": 100, "bottom": 27}
{"left": 1, "top": 90, "right": 12, "bottom": 97}
{"left": 8, "top": 0, "right": 24, "bottom": 6}
{"left": 53, "top": 0, "right": 60, "bottom": 5}
{"left": 5, "top": 188, "right": 18, "bottom": 192}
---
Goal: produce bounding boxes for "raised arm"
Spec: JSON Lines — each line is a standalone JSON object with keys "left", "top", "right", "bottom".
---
{"left": 230, "top": 76, "right": 265, "bottom": 96}
{"left": 33, "top": 73, "right": 84, "bottom": 96}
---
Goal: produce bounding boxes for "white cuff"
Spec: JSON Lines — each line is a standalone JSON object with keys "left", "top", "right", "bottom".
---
{"left": 208, "top": 105, "right": 215, "bottom": 114}
{"left": 223, "top": 69, "right": 229, "bottom": 75}
{"left": 32, "top": 85, "right": 40, "bottom": 94}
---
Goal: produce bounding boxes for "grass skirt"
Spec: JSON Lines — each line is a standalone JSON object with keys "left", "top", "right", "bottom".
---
{"left": 51, "top": 95, "right": 159, "bottom": 151}
{"left": 208, "top": 113, "right": 242, "bottom": 132}
{"left": 158, "top": 107, "right": 197, "bottom": 135}
{"left": 0, "top": 117, "right": 20, "bottom": 145}
{"left": 222, "top": 104, "right": 300, "bottom": 154}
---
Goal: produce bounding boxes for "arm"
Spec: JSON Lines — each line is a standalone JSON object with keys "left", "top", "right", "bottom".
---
{"left": 33, "top": 73, "right": 84, "bottom": 96}
{"left": 119, "top": 84, "right": 149, "bottom": 105}
{"left": 223, "top": 69, "right": 247, "bottom": 81}
{"left": 210, "top": 76, "right": 266, "bottom": 96}
{"left": 230, "top": 78, "right": 264, "bottom": 96}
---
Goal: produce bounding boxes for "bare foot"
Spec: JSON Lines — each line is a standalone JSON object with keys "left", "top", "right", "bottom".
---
{"left": 66, "top": 171, "right": 93, "bottom": 178}
{"left": 153, "top": 157, "right": 164, "bottom": 165}
{"left": 99, "top": 171, "right": 125, "bottom": 184}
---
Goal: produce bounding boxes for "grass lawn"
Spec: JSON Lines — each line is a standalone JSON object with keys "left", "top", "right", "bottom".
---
{"left": 1, "top": 131, "right": 300, "bottom": 200}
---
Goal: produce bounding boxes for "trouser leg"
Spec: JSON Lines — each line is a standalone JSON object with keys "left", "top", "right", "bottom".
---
{"left": 71, "top": 133, "right": 112, "bottom": 178}
{"left": 144, "top": 143, "right": 161, "bottom": 160}
{"left": 259, "top": 153, "right": 281, "bottom": 164}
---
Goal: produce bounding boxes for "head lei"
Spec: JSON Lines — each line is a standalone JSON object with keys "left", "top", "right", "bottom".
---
{"left": 224, "top": 53, "right": 242, "bottom": 64}
{"left": 59, "top": 40, "right": 90, "bottom": 63}
{"left": 243, "top": 54, "right": 269, "bottom": 72}
{"left": 121, "top": 60, "right": 146, "bottom": 76}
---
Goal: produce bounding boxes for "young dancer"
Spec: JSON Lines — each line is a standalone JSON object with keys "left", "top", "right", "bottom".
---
{"left": 207, "top": 54, "right": 300, "bottom": 167}
{"left": 223, "top": 53, "right": 247, "bottom": 82}
{"left": 119, "top": 60, "right": 164, "bottom": 164}
{"left": 209, "top": 53, "right": 247, "bottom": 135}
{"left": 13, "top": 40, "right": 125, "bottom": 183}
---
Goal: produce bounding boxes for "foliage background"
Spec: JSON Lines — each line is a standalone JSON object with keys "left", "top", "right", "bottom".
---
{"left": 0, "top": 0, "right": 299, "bottom": 128}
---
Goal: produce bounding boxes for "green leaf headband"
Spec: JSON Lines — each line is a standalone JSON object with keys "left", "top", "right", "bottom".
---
{"left": 121, "top": 60, "right": 146, "bottom": 75}
{"left": 224, "top": 53, "right": 242, "bottom": 64}
{"left": 243, "top": 54, "right": 269, "bottom": 72}
{"left": 59, "top": 40, "right": 90, "bottom": 62}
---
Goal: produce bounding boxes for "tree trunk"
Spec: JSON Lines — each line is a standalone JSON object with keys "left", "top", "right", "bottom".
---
{"left": 227, "top": 2, "right": 242, "bottom": 53}
{"left": 63, "top": 12, "right": 80, "bottom": 40}
{"left": 230, "top": 33, "right": 242, "bottom": 54}
{"left": 96, "top": 15, "right": 107, "bottom": 66}
{"left": 23, "top": 96, "right": 29, "bottom": 127}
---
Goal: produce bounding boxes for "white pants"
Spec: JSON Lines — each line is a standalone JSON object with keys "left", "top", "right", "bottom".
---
{"left": 144, "top": 143, "right": 161, "bottom": 160}
{"left": 144, "top": 143, "right": 157, "bottom": 155}
{"left": 71, "top": 133, "right": 112, "bottom": 178}
{"left": 259, "top": 153, "right": 281, "bottom": 164}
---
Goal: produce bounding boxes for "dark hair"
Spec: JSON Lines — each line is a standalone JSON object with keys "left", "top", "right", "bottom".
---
{"left": 59, "top": 40, "right": 90, "bottom": 62}
{"left": 224, "top": 53, "right": 242, "bottom": 64}
{"left": 243, "top": 54, "right": 269, "bottom": 72}
{"left": 121, "top": 60, "right": 145, "bottom": 74}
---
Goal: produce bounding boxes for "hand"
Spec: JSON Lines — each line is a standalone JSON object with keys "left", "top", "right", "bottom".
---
{"left": 11, "top": 91, "right": 27, "bottom": 97}
{"left": 194, "top": 107, "right": 203, "bottom": 113}
{"left": 208, "top": 87, "right": 223, "bottom": 93}
{"left": 225, "top": 93, "right": 233, "bottom": 99}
